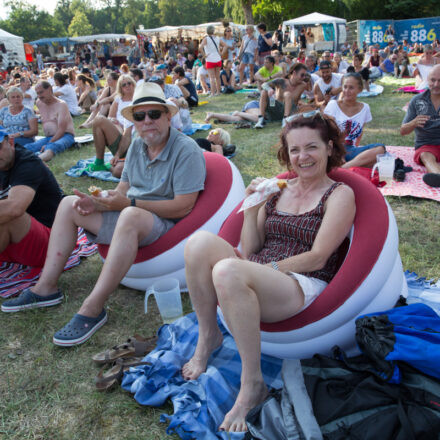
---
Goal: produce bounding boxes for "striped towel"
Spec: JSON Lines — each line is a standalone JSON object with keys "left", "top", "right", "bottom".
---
{"left": 0, "top": 228, "right": 97, "bottom": 298}
{"left": 122, "top": 312, "right": 283, "bottom": 440}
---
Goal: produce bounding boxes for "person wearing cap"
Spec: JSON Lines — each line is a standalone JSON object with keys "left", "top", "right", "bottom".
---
{"left": 1, "top": 82, "right": 206, "bottom": 347}
{"left": 0, "top": 130, "right": 63, "bottom": 269}
{"left": 313, "top": 60, "right": 342, "bottom": 110}
{"left": 23, "top": 81, "right": 75, "bottom": 162}
{"left": 400, "top": 65, "right": 440, "bottom": 187}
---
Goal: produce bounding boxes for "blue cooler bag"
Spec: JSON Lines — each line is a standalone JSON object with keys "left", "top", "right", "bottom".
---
{"left": 355, "top": 303, "right": 440, "bottom": 382}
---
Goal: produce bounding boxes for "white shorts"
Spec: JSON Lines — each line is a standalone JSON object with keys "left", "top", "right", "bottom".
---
{"left": 288, "top": 272, "right": 328, "bottom": 315}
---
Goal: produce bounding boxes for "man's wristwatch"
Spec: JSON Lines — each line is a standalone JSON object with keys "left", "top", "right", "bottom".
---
{"left": 130, "top": 198, "right": 136, "bottom": 207}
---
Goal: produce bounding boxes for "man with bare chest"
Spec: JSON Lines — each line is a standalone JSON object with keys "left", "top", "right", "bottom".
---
{"left": 254, "top": 62, "right": 308, "bottom": 129}
{"left": 23, "top": 81, "right": 75, "bottom": 162}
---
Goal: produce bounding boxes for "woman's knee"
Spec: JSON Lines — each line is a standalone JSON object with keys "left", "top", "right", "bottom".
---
{"left": 212, "top": 258, "right": 245, "bottom": 297}
{"left": 184, "top": 231, "right": 219, "bottom": 262}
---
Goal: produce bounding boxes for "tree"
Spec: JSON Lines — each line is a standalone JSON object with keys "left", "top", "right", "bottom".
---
{"left": 68, "top": 10, "right": 93, "bottom": 36}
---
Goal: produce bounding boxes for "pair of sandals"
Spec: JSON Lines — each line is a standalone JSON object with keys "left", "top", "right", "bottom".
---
{"left": 93, "top": 334, "right": 158, "bottom": 391}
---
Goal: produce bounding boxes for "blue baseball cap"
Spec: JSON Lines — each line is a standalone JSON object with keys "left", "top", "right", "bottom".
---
{"left": 0, "top": 129, "right": 9, "bottom": 143}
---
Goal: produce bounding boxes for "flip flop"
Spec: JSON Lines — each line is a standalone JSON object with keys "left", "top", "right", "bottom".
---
{"left": 92, "top": 334, "right": 158, "bottom": 365}
{"left": 95, "top": 357, "right": 150, "bottom": 391}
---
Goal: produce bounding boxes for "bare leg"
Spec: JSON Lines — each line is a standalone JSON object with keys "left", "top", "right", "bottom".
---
{"left": 420, "top": 152, "right": 440, "bottom": 174}
{"left": 283, "top": 91, "right": 293, "bottom": 117}
{"left": 182, "top": 232, "right": 306, "bottom": 432}
{"left": 79, "top": 105, "right": 100, "bottom": 128}
{"left": 33, "top": 196, "right": 104, "bottom": 296}
{"left": 38, "top": 149, "right": 55, "bottom": 162}
{"left": 214, "top": 67, "right": 222, "bottom": 96}
{"left": 207, "top": 70, "right": 217, "bottom": 96}
{"left": 77, "top": 207, "right": 156, "bottom": 317}
{"left": 258, "top": 90, "right": 269, "bottom": 118}
{"left": 92, "top": 115, "right": 122, "bottom": 161}
{"left": 249, "top": 64, "right": 255, "bottom": 84}
{"left": 342, "top": 146, "right": 385, "bottom": 168}
{"left": 232, "top": 110, "right": 259, "bottom": 122}
{"left": 205, "top": 112, "right": 242, "bottom": 123}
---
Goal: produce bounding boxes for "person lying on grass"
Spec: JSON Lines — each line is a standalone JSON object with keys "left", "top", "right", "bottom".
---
{"left": 182, "top": 110, "right": 355, "bottom": 432}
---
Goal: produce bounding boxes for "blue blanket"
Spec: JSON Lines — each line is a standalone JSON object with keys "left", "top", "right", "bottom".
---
{"left": 122, "top": 313, "right": 283, "bottom": 439}
{"left": 183, "top": 123, "right": 211, "bottom": 135}
{"left": 65, "top": 152, "right": 120, "bottom": 182}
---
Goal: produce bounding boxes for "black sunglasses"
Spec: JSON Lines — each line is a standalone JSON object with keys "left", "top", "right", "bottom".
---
{"left": 132, "top": 109, "right": 166, "bottom": 121}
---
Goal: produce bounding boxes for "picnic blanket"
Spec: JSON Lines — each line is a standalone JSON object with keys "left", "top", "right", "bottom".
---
{"left": 379, "top": 146, "right": 440, "bottom": 202}
{"left": 122, "top": 312, "right": 283, "bottom": 440}
{"left": 65, "top": 152, "right": 120, "bottom": 182}
{"left": 183, "top": 123, "right": 211, "bottom": 135}
{"left": 0, "top": 228, "right": 97, "bottom": 298}
{"left": 395, "top": 85, "right": 425, "bottom": 94}
{"left": 357, "top": 83, "right": 384, "bottom": 98}
{"left": 122, "top": 272, "right": 439, "bottom": 439}
{"left": 236, "top": 88, "right": 259, "bottom": 94}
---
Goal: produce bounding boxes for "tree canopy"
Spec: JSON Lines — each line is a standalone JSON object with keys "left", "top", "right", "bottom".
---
{"left": 1, "top": 0, "right": 439, "bottom": 42}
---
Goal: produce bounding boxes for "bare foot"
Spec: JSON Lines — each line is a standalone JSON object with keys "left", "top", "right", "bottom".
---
{"left": 205, "top": 112, "right": 213, "bottom": 122}
{"left": 181, "top": 329, "right": 223, "bottom": 380}
{"left": 219, "top": 380, "right": 269, "bottom": 432}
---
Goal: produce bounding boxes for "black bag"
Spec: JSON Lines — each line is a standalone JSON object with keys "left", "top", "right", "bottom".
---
{"left": 246, "top": 348, "right": 440, "bottom": 440}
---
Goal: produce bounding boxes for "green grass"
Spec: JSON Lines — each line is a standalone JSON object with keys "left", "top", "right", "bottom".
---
{"left": 0, "top": 85, "right": 439, "bottom": 439}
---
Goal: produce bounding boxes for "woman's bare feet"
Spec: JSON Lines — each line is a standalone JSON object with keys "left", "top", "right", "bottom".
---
{"left": 219, "top": 380, "right": 269, "bottom": 432}
{"left": 181, "top": 328, "right": 223, "bottom": 380}
{"left": 205, "top": 112, "right": 213, "bottom": 123}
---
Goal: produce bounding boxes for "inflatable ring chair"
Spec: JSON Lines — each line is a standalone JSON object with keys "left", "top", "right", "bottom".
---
{"left": 218, "top": 168, "right": 408, "bottom": 359}
{"left": 98, "top": 152, "right": 245, "bottom": 291}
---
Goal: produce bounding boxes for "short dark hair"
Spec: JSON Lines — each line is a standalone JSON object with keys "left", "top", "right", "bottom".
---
{"left": 257, "top": 23, "right": 267, "bottom": 32}
{"left": 264, "top": 55, "right": 275, "bottom": 65}
{"left": 173, "top": 66, "right": 185, "bottom": 77}
{"left": 289, "top": 62, "right": 307, "bottom": 75}
{"left": 278, "top": 112, "right": 345, "bottom": 173}
{"left": 130, "top": 68, "right": 143, "bottom": 80}
{"left": 319, "top": 60, "right": 332, "bottom": 70}
{"left": 54, "top": 72, "right": 67, "bottom": 86}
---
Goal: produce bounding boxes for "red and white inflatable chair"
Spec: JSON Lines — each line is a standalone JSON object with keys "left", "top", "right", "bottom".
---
{"left": 98, "top": 152, "right": 245, "bottom": 291}
{"left": 217, "top": 168, "right": 408, "bottom": 359}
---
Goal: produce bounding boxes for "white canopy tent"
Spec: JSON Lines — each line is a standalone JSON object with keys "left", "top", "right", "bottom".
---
{"left": 70, "top": 34, "right": 136, "bottom": 43}
{"left": 137, "top": 22, "right": 246, "bottom": 40}
{"left": 0, "top": 28, "right": 26, "bottom": 68}
{"left": 283, "top": 12, "right": 347, "bottom": 51}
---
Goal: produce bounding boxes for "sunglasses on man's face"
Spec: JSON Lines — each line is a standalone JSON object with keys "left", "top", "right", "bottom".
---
{"left": 132, "top": 109, "right": 166, "bottom": 121}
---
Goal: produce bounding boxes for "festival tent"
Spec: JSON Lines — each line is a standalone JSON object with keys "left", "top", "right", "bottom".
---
{"left": 282, "top": 12, "right": 347, "bottom": 51}
{"left": 70, "top": 34, "right": 137, "bottom": 43}
{"left": 137, "top": 22, "right": 246, "bottom": 40}
{"left": 0, "top": 28, "right": 26, "bottom": 67}
{"left": 29, "top": 37, "right": 74, "bottom": 47}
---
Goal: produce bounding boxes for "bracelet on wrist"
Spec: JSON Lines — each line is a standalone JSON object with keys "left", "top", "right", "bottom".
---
{"left": 271, "top": 261, "right": 279, "bottom": 271}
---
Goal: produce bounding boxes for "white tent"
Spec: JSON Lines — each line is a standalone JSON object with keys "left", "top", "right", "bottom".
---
{"left": 0, "top": 28, "right": 26, "bottom": 68}
{"left": 283, "top": 12, "right": 347, "bottom": 51}
{"left": 70, "top": 34, "right": 137, "bottom": 43}
{"left": 137, "top": 22, "right": 246, "bottom": 40}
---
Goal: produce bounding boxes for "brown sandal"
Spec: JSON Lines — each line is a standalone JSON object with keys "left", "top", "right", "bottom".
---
{"left": 92, "top": 334, "right": 158, "bottom": 365}
{"left": 95, "top": 357, "right": 150, "bottom": 391}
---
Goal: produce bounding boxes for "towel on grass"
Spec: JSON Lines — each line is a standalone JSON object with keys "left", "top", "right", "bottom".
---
{"left": 183, "top": 123, "right": 212, "bottom": 135}
{"left": 65, "top": 152, "right": 120, "bottom": 182}
{"left": 357, "top": 83, "right": 384, "bottom": 97}
{"left": 122, "top": 312, "right": 283, "bottom": 440}
{"left": 0, "top": 228, "right": 97, "bottom": 298}
{"left": 379, "top": 146, "right": 440, "bottom": 202}
{"left": 395, "top": 85, "right": 426, "bottom": 94}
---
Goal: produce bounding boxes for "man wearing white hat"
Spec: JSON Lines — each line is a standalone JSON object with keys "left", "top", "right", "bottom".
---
{"left": 2, "top": 83, "right": 206, "bottom": 347}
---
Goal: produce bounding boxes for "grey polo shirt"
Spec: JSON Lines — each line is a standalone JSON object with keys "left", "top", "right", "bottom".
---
{"left": 403, "top": 89, "right": 440, "bottom": 149}
{"left": 121, "top": 127, "right": 206, "bottom": 215}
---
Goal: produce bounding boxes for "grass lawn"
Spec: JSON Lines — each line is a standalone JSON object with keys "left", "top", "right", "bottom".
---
{"left": 1, "top": 84, "right": 439, "bottom": 439}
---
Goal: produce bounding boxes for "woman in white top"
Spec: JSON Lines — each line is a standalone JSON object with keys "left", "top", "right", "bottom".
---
{"left": 332, "top": 52, "right": 350, "bottom": 74}
{"left": 53, "top": 72, "right": 82, "bottom": 116}
{"left": 324, "top": 72, "right": 385, "bottom": 168}
{"left": 200, "top": 25, "right": 227, "bottom": 97}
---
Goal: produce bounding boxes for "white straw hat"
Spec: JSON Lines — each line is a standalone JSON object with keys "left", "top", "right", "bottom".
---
{"left": 121, "top": 82, "right": 178, "bottom": 121}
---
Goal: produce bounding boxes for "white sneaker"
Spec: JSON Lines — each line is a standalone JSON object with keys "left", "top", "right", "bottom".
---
{"left": 254, "top": 117, "right": 265, "bottom": 129}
